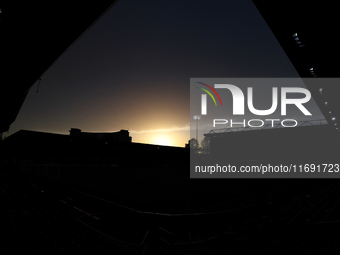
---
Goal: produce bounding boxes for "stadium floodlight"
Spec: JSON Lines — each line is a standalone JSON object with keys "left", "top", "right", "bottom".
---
{"left": 193, "top": 115, "right": 201, "bottom": 142}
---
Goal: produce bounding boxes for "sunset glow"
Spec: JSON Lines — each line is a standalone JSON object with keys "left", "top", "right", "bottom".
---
{"left": 152, "top": 135, "right": 172, "bottom": 146}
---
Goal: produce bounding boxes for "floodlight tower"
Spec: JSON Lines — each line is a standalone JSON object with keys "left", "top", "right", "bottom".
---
{"left": 193, "top": 115, "right": 201, "bottom": 142}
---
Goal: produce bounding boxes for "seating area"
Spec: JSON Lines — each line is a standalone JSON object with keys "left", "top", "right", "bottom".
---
{"left": 0, "top": 176, "right": 141, "bottom": 254}
{"left": 2, "top": 164, "right": 340, "bottom": 255}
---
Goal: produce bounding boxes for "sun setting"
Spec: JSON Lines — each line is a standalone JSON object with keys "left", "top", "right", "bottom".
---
{"left": 151, "top": 134, "right": 173, "bottom": 146}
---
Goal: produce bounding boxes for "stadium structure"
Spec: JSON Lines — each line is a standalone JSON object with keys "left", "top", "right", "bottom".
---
{"left": 1, "top": 1, "right": 340, "bottom": 254}
{"left": 253, "top": 0, "right": 340, "bottom": 130}
{"left": 0, "top": 1, "right": 119, "bottom": 136}
{"left": 205, "top": 119, "right": 339, "bottom": 162}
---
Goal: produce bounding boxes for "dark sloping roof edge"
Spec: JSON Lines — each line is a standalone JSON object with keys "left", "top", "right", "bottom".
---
{"left": 0, "top": 1, "right": 119, "bottom": 134}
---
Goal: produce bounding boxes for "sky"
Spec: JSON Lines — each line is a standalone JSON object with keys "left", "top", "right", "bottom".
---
{"left": 7, "top": 0, "right": 323, "bottom": 147}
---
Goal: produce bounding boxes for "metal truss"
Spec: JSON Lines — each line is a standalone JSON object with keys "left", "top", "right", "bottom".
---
{"left": 208, "top": 119, "right": 328, "bottom": 134}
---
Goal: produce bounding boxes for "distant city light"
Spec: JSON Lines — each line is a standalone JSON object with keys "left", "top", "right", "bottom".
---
{"left": 293, "top": 33, "right": 298, "bottom": 37}
{"left": 294, "top": 37, "right": 299, "bottom": 41}
{"left": 309, "top": 68, "right": 313, "bottom": 71}
{"left": 329, "top": 111, "right": 332, "bottom": 114}
{"left": 193, "top": 115, "right": 201, "bottom": 120}
{"left": 325, "top": 102, "right": 328, "bottom": 106}
{"left": 332, "top": 117, "right": 336, "bottom": 121}
{"left": 319, "top": 88, "right": 323, "bottom": 94}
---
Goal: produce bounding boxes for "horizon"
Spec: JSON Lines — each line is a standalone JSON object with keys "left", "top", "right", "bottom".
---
{"left": 4, "top": 128, "right": 190, "bottom": 148}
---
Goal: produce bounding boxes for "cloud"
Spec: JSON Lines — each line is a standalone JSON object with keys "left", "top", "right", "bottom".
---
{"left": 130, "top": 125, "right": 190, "bottom": 134}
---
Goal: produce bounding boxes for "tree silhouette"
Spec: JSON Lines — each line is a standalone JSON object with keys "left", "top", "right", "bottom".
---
{"left": 200, "top": 136, "right": 210, "bottom": 154}
{"left": 189, "top": 138, "right": 199, "bottom": 153}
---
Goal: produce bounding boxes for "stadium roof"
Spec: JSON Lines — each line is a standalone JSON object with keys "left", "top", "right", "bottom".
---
{"left": 253, "top": 0, "right": 340, "bottom": 134}
{"left": 0, "top": 1, "right": 118, "bottom": 133}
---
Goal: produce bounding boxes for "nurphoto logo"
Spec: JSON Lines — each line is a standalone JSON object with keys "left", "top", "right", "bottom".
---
{"left": 197, "top": 82, "right": 312, "bottom": 128}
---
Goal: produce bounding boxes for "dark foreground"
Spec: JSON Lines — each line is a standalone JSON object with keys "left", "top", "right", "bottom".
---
{"left": 1, "top": 162, "right": 340, "bottom": 254}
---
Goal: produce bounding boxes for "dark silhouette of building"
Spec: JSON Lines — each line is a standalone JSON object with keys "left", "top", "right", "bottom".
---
{"left": 4, "top": 129, "right": 188, "bottom": 170}
{"left": 69, "top": 128, "right": 132, "bottom": 142}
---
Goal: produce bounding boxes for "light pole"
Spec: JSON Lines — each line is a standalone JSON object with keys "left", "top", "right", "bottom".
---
{"left": 193, "top": 115, "right": 201, "bottom": 143}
